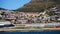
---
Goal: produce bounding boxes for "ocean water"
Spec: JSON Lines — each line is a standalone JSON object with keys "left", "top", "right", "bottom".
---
{"left": 0, "top": 30, "right": 60, "bottom": 34}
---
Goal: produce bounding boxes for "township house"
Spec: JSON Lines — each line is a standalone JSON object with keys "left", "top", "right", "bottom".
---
{"left": 0, "top": 9, "right": 39, "bottom": 20}
{"left": 24, "top": 12, "right": 39, "bottom": 17}
{"left": 4, "top": 12, "right": 39, "bottom": 20}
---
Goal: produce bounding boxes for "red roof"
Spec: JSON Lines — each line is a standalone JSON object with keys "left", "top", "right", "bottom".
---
{"left": 56, "top": 26, "right": 60, "bottom": 28}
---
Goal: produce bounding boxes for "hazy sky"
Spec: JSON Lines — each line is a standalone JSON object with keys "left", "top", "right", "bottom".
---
{"left": 0, "top": 0, "right": 31, "bottom": 10}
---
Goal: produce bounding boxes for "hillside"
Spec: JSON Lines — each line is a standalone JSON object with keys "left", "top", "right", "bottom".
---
{"left": 0, "top": 8, "right": 7, "bottom": 10}
{"left": 17, "top": 0, "right": 60, "bottom": 12}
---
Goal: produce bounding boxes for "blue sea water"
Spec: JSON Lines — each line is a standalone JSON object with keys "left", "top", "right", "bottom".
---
{"left": 0, "top": 30, "right": 60, "bottom": 34}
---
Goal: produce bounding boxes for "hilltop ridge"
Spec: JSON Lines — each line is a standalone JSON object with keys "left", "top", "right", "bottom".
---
{"left": 17, "top": 0, "right": 60, "bottom": 12}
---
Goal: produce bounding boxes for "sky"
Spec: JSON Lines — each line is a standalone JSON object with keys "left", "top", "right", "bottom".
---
{"left": 0, "top": 0, "right": 31, "bottom": 10}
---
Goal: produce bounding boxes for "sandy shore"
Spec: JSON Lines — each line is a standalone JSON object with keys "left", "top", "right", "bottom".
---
{"left": 0, "top": 28, "right": 60, "bottom": 32}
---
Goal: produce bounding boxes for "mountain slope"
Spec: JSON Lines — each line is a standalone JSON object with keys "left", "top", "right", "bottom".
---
{"left": 17, "top": 0, "right": 60, "bottom": 12}
{"left": 0, "top": 8, "right": 6, "bottom": 10}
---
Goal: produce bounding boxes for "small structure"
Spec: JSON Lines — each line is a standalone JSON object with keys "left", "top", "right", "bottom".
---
{"left": 0, "top": 21, "right": 14, "bottom": 27}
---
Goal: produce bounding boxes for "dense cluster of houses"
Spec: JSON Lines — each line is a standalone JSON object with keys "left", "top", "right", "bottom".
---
{"left": 0, "top": 6, "right": 60, "bottom": 24}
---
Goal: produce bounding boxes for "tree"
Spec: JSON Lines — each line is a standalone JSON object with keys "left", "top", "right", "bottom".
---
{"left": 45, "top": 10, "right": 56, "bottom": 16}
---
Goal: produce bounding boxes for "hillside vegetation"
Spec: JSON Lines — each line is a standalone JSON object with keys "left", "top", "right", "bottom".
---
{"left": 17, "top": 0, "right": 60, "bottom": 12}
